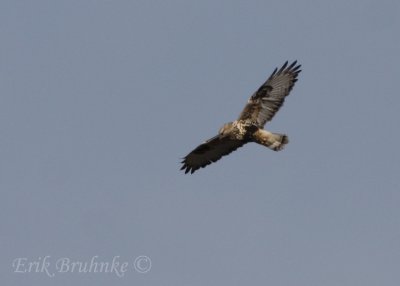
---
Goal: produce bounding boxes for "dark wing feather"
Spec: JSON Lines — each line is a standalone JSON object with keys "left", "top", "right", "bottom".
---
{"left": 180, "top": 135, "right": 245, "bottom": 174}
{"left": 239, "top": 61, "right": 301, "bottom": 127}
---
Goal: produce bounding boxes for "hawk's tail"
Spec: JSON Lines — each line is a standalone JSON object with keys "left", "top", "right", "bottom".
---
{"left": 253, "top": 129, "right": 289, "bottom": 151}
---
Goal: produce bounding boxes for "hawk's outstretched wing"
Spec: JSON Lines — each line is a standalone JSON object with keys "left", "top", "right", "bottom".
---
{"left": 239, "top": 61, "right": 301, "bottom": 127}
{"left": 180, "top": 135, "right": 245, "bottom": 174}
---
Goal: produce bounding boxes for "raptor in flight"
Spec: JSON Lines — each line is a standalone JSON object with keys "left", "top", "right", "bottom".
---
{"left": 181, "top": 61, "right": 301, "bottom": 174}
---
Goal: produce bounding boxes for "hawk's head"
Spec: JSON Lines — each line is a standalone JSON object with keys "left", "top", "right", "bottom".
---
{"left": 218, "top": 122, "right": 234, "bottom": 137}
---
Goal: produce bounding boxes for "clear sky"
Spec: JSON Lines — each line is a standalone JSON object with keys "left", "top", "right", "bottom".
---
{"left": 1, "top": 0, "right": 399, "bottom": 285}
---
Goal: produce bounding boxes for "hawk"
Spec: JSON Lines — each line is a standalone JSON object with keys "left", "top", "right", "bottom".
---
{"left": 180, "top": 61, "right": 301, "bottom": 174}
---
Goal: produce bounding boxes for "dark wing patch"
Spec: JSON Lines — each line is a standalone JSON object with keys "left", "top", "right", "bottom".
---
{"left": 238, "top": 61, "right": 301, "bottom": 127}
{"left": 180, "top": 135, "right": 245, "bottom": 174}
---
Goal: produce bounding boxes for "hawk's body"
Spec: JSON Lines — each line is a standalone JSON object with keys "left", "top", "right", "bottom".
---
{"left": 181, "top": 61, "right": 301, "bottom": 174}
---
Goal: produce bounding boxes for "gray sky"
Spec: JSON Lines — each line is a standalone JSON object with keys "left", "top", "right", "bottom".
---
{"left": 1, "top": 0, "right": 400, "bottom": 285}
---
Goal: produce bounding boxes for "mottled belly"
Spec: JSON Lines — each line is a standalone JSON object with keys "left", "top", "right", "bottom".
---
{"left": 232, "top": 121, "right": 257, "bottom": 140}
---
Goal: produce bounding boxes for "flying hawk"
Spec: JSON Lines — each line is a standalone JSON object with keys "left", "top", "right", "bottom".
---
{"left": 180, "top": 61, "right": 301, "bottom": 174}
